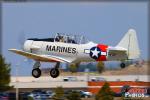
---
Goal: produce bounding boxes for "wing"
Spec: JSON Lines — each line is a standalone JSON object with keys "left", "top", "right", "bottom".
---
{"left": 8, "top": 49, "right": 74, "bottom": 63}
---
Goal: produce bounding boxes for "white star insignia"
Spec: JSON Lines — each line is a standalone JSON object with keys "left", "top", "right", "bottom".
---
{"left": 91, "top": 48, "right": 100, "bottom": 58}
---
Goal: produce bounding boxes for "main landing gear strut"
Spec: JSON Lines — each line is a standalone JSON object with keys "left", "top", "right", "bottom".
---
{"left": 50, "top": 62, "right": 60, "bottom": 78}
{"left": 32, "top": 61, "right": 41, "bottom": 78}
{"left": 31, "top": 61, "right": 60, "bottom": 78}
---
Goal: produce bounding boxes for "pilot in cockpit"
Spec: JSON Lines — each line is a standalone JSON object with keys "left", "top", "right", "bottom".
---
{"left": 67, "top": 36, "right": 76, "bottom": 44}
{"left": 55, "top": 33, "right": 76, "bottom": 43}
{"left": 59, "top": 36, "right": 64, "bottom": 42}
{"left": 55, "top": 33, "right": 64, "bottom": 42}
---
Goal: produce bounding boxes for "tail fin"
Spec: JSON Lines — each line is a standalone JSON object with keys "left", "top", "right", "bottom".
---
{"left": 117, "top": 29, "right": 140, "bottom": 59}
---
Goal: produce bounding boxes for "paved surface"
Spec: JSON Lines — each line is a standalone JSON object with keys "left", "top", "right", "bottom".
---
{"left": 11, "top": 75, "right": 149, "bottom": 82}
{"left": 10, "top": 75, "right": 149, "bottom": 88}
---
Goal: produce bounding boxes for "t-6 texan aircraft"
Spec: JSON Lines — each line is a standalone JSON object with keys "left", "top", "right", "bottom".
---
{"left": 9, "top": 29, "right": 140, "bottom": 78}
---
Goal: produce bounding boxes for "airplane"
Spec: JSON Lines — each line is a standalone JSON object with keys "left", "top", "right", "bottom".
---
{"left": 9, "top": 29, "right": 140, "bottom": 78}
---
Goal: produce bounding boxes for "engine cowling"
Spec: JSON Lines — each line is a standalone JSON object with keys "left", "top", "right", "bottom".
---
{"left": 23, "top": 40, "right": 33, "bottom": 52}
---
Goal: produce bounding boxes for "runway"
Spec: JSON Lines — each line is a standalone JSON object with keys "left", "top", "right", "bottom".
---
{"left": 10, "top": 75, "right": 149, "bottom": 89}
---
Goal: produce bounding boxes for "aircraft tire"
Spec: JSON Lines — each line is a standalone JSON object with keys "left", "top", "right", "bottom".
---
{"left": 50, "top": 68, "right": 59, "bottom": 78}
{"left": 120, "top": 63, "right": 126, "bottom": 68}
{"left": 32, "top": 68, "right": 41, "bottom": 78}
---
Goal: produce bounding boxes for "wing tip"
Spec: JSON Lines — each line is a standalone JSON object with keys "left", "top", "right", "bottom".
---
{"left": 8, "top": 49, "right": 20, "bottom": 53}
{"left": 8, "top": 49, "right": 14, "bottom": 51}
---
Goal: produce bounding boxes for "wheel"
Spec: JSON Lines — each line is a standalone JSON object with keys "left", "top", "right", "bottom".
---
{"left": 32, "top": 68, "right": 41, "bottom": 78}
{"left": 120, "top": 63, "right": 126, "bottom": 68}
{"left": 50, "top": 68, "right": 59, "bottom": 78}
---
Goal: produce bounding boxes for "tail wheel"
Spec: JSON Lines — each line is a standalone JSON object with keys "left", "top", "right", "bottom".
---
{"left": 120, "top": 63, "right": 126, "bottom": 68}
{"left": 32, "top": 68, "right": 41, "bottom": 78}
{"left": 50, "top": 68, "right": 59, "bottom": 78}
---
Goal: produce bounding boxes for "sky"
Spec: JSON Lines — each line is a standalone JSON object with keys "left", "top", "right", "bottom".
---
{"left": 2, "top": 2, "right": 148, "bottom": 76}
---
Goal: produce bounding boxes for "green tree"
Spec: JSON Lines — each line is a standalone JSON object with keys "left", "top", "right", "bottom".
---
{"left": 95, "top": 82, "right": 114, "bottom": 100}
{"left": 96, "top": 61, "right": 105, "bottom": 73}
{"left": 53, "top": 86, "right": 64, "bottom": 100}
{"left": 66, "top": 91, "right": 81, "bottom": 100}
{"left": 0, "top": 55, "right": 11, "bottom": 92}
{"left": 68, "top": 63, "right": 78, "bottom": 73}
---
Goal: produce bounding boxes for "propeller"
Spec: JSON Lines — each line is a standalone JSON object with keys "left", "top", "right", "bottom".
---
{"left": 18, "top": 31, "right": 26, "bottom": 50}
{"left": 24, "top": 58, "right": 33, "bottom": 65}
{"left": 18, "top": 31, "right": 33, "bottom": 65}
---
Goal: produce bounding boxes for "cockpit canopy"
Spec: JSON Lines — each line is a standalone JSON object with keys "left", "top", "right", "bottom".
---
{"left": 28, "top": 33, "right": 89, "bottom": 44}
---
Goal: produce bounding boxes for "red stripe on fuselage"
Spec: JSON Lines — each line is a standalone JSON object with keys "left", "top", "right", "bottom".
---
{"left": 96, "top": 44, "right": 108, "bottom": 61}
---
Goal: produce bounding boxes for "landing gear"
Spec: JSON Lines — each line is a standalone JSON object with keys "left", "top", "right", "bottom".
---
{"left": 50, "top": 68, "right": 59, "bottom": 78}
{"left": 32, "top": 68, "right": 41, "bottom": 78}
{"left": 120, "top": 62, "right": 126, "bottom": 68}
{"left": 50, "top": 62, "right": 60, "bottom": 78}
{"left": 32, "top": 61, "right": 41, "bottom": 78}
{"left": 31, "top": 61, "right": 60, "bottom": 78}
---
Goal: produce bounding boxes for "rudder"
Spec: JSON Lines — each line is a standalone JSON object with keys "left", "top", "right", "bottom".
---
{"left": 117, "top": 29, "right": 140, "bottom": 59}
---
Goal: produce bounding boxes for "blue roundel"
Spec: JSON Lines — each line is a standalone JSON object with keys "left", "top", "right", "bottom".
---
{"left": 89, "top": 47, "right": 101, "bottom": 60}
